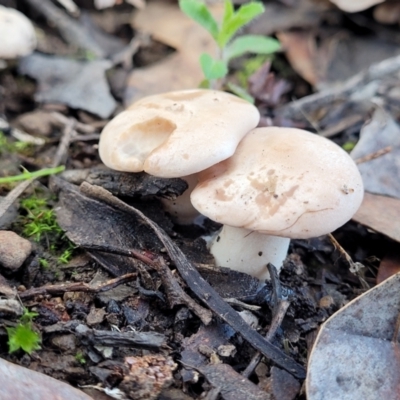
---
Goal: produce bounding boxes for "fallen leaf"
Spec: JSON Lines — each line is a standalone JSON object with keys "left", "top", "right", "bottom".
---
{"left": 307, "top": 272, "right": 400, "bottom": 400}
{"left": 351, "top": 107, "right": 400, "bottom": 199}
{"left": 377, "top": 247, "right": 400, "bottom": 284}
{"left": 19, "top": 53, "right": 117, "bottom": 119}
{"left": 353, "top": 192, "right": 400, "bottom": 243}
{"left": 374, "top": 2, "right": 400, "bottom": 24}
{"left": 277, "top": 31, "right": 321, "bottom": 86}
{"left": 125, "top": 0, "right": 222, "bottom": 104}
{"left": 0, "top": 357, "right": 91, "bottom": 399}
{"left": 198, "top": 363, "right": 271, "bottom": 400}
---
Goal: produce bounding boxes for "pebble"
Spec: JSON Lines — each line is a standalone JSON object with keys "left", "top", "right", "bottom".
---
{"left": 0, "top": 230, "right": 32, "bottom": 272}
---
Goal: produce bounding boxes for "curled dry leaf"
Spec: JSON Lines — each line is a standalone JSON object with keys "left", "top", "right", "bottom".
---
{"left": 307, "top": 272, "right": 400, "bottom": 400}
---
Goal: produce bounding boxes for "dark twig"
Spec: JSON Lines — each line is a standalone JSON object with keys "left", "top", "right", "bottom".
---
{"left": 19, "top": 272, "right": 137, "bottom": 300}
{"left": 242, "top": 264, "right": 291, "bottom": 378}
{"left": 279, "top": 53, "right": 400, "bottom": 121}
{"left": 82, "top": 243, "right": 213, "bottom": 326}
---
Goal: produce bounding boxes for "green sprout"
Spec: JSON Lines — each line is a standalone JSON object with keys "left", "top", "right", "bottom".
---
{"left": 0, "top": 131, "right": 32, "bottom": 155}
{"left": 18, "top": 192, "right": 76, "bottom": 266}
{"left": 179, "top": 0, "right": 281, "bottom": 95}
{"left": 75, "top": 351, "right": 86, "bottom": 365}
{"left": 6, "top": 308, "right": 41, "bottom": 354}
{"left": 0, "top": 166, "right": 65, "bottom": 185}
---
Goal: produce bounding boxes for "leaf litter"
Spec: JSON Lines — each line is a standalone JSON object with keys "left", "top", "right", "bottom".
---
{"left": 4, "top": 0, "right": 400, "bottom": 399}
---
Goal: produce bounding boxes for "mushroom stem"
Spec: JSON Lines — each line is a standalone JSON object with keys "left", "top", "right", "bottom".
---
{"left": 160, "top": 174, "right": 200, "bottom": 225}
{"left": 210, "top": 225, "right": 290, "bottom": 281}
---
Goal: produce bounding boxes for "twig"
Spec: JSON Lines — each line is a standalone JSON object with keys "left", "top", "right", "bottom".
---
{"left": 354, "top": 145, "right": 392, "bottom": 165}
{"left": 328, "top": 233, "right": 369, "bottom": 289}
{"left": 80, "top": 183, "right": 306, "bottom": 379}
{"left": 19, "top": 272, "right": 137, "bottom": 300}
{"left": 279, "top": 53, "right": 400, "bottom": 121}
{"left": 51, "top": 118, "right": 77, "bottom": 167}
{"left": 0, "top": 179, "right": 34, "bottom": 222}
{"left": 82, "top": 243, "right": 213, "bottom": 326}
{"left": 242, "top": 263, "right": 290, "bottom": 378}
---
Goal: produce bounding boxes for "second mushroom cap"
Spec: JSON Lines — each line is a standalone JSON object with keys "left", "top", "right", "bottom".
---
{"left": 191, "top": 127, "right": 364, "bottom": 239}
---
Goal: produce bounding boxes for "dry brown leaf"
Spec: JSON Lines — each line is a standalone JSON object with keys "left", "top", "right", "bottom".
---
{"left": 374, "top": 1, "right": 400, "bottom": 24}
{"left": 125, "top": 0, "right": 222, "bottom": 105}
{"left": 277, "top": 31, "right": 320, "bottom": 86}
{"left": 353, "top": 192, "right": 400, "bottom": 243}
{"left": 377, "top": 248, "right": 400, "bottom": 284}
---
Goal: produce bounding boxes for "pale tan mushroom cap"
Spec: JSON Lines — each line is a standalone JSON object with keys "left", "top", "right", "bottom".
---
{"left": 98, "top": 89, "right": 260, "bottom": 178}
{"left": 329, "top": 0, "right": 384, "bottom": 13}
{"left": 191, "top": 127, "right": 364, "bottom": 239}
{"left": 0, "top": 6, "right": 36, "bottom": 59}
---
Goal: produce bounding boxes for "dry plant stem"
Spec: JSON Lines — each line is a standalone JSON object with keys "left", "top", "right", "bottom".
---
{"left": 19, "top": 272, "right": 137, "bottom": 300}
{"left": 52, "top": 118, "right": 77, "bottom": 167}
{"left": 354, "top": 145, "right": 392, "bottom": 165}
{"left": 242, "top": 263, "right": 291, "bottom": 378}
{"left": 0, "top": 179, "right": 34, "bottom": 221}
{"left": 80, "top": 183, "right": 306, "bottom": 379}
{"left": 82, "top": 243, "right": 213, "bottom": 325}
{"left": 51, "top": 112, "right": 97, "bottom": 134}
{"left": 279, "top": 53, "right": 400, "bottom": 121}
{"left": 328, "top": 233, "right": 369, "bottom": 289}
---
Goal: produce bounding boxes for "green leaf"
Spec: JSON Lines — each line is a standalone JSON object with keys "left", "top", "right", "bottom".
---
{"left": 200, "top": 53, "right": 228, "bottom": 80}
{"left": 222, "top": 0, "right": 234, "bottom": 24}
{"left": 218, "top": 2, "right": 265, "bottom": 47}
{"left": 226, "top": 82, "right": 255, "bottom": 104}
{"left": 224, "top": 35, "right": 281, "bottom": 61}
{"left": 179, "top": 0, "right": 219, "bottom": 40}
{"left": 7, "top": 324, "right": 41, "bottom": 354}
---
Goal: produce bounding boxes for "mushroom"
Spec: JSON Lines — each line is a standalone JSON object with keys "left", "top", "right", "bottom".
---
{"left": 0, "top": 6, "right": 36, "bottom": 59}
{"left": 329, "top": 0, "right": 384, "bottom": 13}
{"left": 190, "top": 127, "right": 364, "bottom": 281}
{"left": 99, "top": 89, "right": 260, "bottom": 223}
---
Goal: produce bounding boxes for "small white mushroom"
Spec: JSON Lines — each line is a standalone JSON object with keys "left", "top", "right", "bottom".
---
{"left": 329, "top": 0, "right": 384, "bottom": 13}
{"left": 0, "top": 6, "right": 36, "bottom": 59}
{"left": 98, "top": 89, "right": 260, "bottom": 224}
{"left": 191, "top": 127, "right": 364, "bottom": 281}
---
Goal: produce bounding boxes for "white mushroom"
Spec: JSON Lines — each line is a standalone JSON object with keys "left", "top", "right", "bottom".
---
{"left": 191, "top": 127, "right": 364, "bottom": 281}
{"left": 0, "top": 6, "right": 36, "bottom": 59}
{"left": 329, "top": 0, "right": 384, "bottom": 13}
{"left": 99, "top": 89, "right": 260, "bottom": 224}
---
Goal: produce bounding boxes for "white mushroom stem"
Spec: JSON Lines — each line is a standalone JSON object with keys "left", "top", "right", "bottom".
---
{"left": 210, "top": 225, "right": 290, "bottom": 281}
{"left": 160, "top": 174, "right": 200, "bottom": 225}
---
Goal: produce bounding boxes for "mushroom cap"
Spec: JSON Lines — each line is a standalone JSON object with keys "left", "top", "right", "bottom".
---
{"left": 0, "top": 6, "right": 36, "bottom": 59}
{"left": 329, "top": 0, "right": 384, "bottom": 13}
{"left": 191, "top": 127, "right": 364, "bottom": 239}
{"left": 98, "top": 89, "right": 260, "bottom": 178}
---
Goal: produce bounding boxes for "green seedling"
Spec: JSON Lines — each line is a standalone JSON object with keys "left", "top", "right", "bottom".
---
{"left": 179, "top": 0, "right": 281, "bottom": 93}
{"left": 0, "top": 165, "right": 65, "bottom": 185}
{"left": 6, "top": 307, "right": 41, "bottom": 354}
{"left": 75, "top": 351, "right": 86, "bottom": 365}
{"left": 58, "top": 245, "right": 75, "bottom": 264}
{"left": 18, "top": 192, "right": 76, "bottom": 265}
{"left": 0, "top": 131, "right": 32, "bottom": 155}
{"left": 20, "top": 196, "right": 63, "bottom": 242}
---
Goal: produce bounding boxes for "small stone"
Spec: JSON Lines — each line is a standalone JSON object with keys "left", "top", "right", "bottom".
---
{"left": 319, "top": 295, "right": 335, "bottom": 309}
{"left": 217, "top": 344, "right": 236, "bottom": 358}
{"left": 0, "top": 231, "right": 32, "bottom": 272}
{"left": 86, "top": 307, "right": 106, "bottom": 326}
{"left": 51, "top": 334, "right": 77, "bottom": 352}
